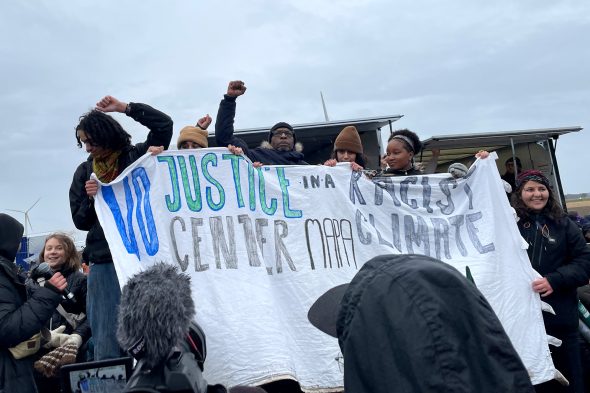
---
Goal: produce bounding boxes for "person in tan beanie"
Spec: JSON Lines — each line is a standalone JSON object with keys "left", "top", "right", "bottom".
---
{"left": 324, "top": 125, "right": 367, "bottom": 171}
{"left": 177, "top": 114, "right": 212, "bottom": 149}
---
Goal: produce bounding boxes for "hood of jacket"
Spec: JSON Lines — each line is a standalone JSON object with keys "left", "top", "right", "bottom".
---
{"left": 259, "top": 140, "right": 304, "bottom": 153}
{"left": 336, "top": 254, "right": 534, "bottom": 393}
{"left": 0, "top": 213, "right": 24, "bottom": 262}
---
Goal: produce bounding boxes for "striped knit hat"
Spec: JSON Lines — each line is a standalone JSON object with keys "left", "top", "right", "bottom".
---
{"left": 516, "top": 170, "right": 551, "bottom": 189}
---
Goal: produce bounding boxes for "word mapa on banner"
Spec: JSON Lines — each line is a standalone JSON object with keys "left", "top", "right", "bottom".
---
{"left": 94, "top": 148, "right": 554, "bottom": 389}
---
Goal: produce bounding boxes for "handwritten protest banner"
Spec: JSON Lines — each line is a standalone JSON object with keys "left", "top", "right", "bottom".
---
{"left": 94, "top": 148, "right": 554, "bottom": 388}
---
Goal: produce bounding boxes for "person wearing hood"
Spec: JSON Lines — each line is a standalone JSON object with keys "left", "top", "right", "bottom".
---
{"left": 69, "top": 95, "right": 173, "bottom": 361}
{"left": 308, "top": 254, "right": 535, "bottom": 393}
{"left": 0, "top": 214, "right": 68, "bottom": 393}
{"left": 215, "top": 81, "right": 308, "bottom": 166}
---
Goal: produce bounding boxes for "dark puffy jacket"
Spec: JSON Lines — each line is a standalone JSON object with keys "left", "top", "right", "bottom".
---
{"left": 27, "top": 263, "right": 90, "bottom": 342}
{"left": 215, "top": 95, "right": 307, "bottom": 165}
{"left": 518, "top": 214, "right": 590, "bottom": 333}
{"left": 0, "top": 214, "right": 62, "bottom": 393}
{"left": 336, "top": 254, "right": 534, "bottom": 393}
{"left": 69, "top": 102, "right": 173, "bottom": 264}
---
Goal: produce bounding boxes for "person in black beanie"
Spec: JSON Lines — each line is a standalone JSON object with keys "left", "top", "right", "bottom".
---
{"left": 215, "top": 81, "right": 308, "bottom": 166}
{"left": 215, "top": 81, "right": 307, "bottom": 392}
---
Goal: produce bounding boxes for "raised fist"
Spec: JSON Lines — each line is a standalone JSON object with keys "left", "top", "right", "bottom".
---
{"left": 227, "top": 80, "right": 247, "bottom": 97}
{"left": 95, "top": 95, "right": 127, "bottom": 113}
{"left": 197, "top": 114, "right": 212, "bottom": 129}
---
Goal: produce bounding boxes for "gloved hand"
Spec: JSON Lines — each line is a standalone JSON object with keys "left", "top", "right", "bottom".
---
{"left": 62, "top": 333, "right": 83, "bottom": 349}
{"left": 44, "top": 325, "right": 69, "bottom": 349}
{"left": 34, "top": 344, "right": 79, "bottom": 378}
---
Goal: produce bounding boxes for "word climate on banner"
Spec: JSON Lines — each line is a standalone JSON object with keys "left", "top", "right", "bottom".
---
{"left": 94, "top": 149, "right": 554, "bottom": 390}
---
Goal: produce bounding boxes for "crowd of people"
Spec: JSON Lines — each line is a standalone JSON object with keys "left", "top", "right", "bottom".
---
{"left": 1, "top": 80, "right": 590, "bottom": 393}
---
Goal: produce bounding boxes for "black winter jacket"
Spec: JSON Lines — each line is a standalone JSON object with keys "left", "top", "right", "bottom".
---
{"left": 0, "top": 214, "right": 62, "bottom": 393}
{"left": 69, "top": 103, "right": 173, "bottom": 264}
{"left": 336, "top": 254, "right": 534, "bottom": 393}
{"left": 374, "top": 166, "right": 423, "bottom": 177}
{"left": 27, "top": 263, "right": 90, "bottom": 342}
{"left": 215, "top": 95, "right": 308, "bottom": 165}
{"left": 518, "top": 214, "right": 590, "bottom": 333}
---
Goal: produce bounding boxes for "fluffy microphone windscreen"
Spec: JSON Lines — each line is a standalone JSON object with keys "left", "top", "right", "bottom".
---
{"left": 117, "top": 263, "right": 196, "bottom": 368}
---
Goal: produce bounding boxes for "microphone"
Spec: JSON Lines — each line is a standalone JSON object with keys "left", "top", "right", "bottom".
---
{"left": 30, "top": 262, "right": 76, "bottom": 302}
{"left": 117, "top": 262, "right": 208, "bottom": 393}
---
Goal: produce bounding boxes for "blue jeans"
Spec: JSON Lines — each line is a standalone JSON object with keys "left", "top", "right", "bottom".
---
{"left": 87, "top": 262, "right": 123, "bottom": 360}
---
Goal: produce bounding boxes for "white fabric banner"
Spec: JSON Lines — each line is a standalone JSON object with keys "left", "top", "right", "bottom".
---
{"left": 94, "top": 148, "right": 554, "bottom": 389}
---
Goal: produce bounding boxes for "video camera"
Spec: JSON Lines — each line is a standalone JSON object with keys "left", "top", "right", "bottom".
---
{"left": 124, "top": 321, "right": 208, "bottom": 393}
{"left": 117, "top": 263, "right": 212, "bottom": 393}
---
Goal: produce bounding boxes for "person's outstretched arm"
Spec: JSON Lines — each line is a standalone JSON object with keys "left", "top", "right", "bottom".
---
{"left": 215, "top": 81, "right": 249, "bottom": 152}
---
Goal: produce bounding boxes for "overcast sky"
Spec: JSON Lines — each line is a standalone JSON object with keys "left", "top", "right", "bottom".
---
{"left": 1, "top": 0, "right": 588, "bottom": 239}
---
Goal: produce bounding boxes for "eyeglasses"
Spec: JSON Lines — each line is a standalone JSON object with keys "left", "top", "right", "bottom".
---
{"left": 271, "top": 129, "right": 294, "bottom": 138}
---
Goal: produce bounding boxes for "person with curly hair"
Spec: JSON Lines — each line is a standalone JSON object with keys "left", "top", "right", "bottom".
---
{"left": 69, "top": 95, "right": 173, "bottom": 361}
{"left": 379, "top": 129, "right": 423, "bottom": 176}
{"left": 513, "top": 170, "right": 590, "bottom": 393}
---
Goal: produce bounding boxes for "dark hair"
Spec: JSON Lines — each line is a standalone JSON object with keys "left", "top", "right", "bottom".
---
{"left": 512, "top": 181, "right": 565, "bottom": 223}
{"left": 505, "top": 156, "right": 522, "bottom": 168}
{"left": 387, "top": 129, "right": 422, "bottom": 155}
{"left": 75, "top": 110, "right": 132, "bottom": 150}
{"left": 330, "top": 150, "right": 368, "bottom": 167}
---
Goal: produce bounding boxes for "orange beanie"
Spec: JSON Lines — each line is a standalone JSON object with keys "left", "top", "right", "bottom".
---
{"left": 177, "top": 126, "right": 209, "bottom": 149}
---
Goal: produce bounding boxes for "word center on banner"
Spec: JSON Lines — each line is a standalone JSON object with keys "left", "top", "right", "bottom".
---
{"left": 93, "top": 148, "right": 554, "bottom": 389}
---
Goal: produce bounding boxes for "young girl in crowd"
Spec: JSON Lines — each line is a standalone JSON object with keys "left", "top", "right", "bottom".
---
{"left": 379, "top": 129, "right": 424, "bottom": 176}
{"left": 378, "top": 128, "right": 489, "bottom": 178}
{"left": 28, "top": 233, "right": 91, "bottom": 392}
{"left": 513, "top": 170, "right": 590, "bottom": 393}
{"left": 324, "top": 125, "right": 367, "bottom": 172}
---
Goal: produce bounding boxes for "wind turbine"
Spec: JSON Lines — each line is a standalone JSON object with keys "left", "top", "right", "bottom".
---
{"left": 320, "top": 91, "right": 330, "bottom": 122}
{"left": 7, "top": 197, "right": 41, "bottom": 257}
